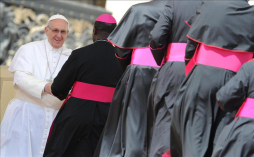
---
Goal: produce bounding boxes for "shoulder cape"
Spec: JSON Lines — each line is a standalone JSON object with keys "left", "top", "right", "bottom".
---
{"left": 107, "top": 1, "right": 167, "bottom": 49}
{"left": 187, "top": 0, "right": 254, "bottom": 52}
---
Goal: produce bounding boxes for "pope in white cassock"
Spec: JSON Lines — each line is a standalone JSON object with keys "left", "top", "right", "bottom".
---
{"left": 0, "top": 14, "right": 72, "bottom": 157}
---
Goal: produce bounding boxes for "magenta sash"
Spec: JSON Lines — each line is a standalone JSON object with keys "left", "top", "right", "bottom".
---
{"left": 165, "top": 43, "right": 186, "bottom": 62}
{"left": 71, "top": 81, "right": 115, "bottom": 103}
{"left": 161, "top": 149, "right": 171, "bottom": 157}
{"left": 48, "top": 81, "right": 115, "bottom": 141}
{"left": 185, "top": 44, "right": 253, "bottom": 76}
{"left": 130, "top": 47, "right": 160, "bottom": 67}
{"left": 235, "top": 98, "right": 254, "bottom": 121}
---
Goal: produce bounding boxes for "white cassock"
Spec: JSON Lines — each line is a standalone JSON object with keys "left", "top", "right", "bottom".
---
{"left": 0, "top": 39, "right": 72, "bottom": 157}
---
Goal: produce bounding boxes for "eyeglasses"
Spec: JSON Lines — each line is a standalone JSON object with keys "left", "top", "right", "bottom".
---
{"left": 47, "top": 26, "right": 67, "bottom": 35}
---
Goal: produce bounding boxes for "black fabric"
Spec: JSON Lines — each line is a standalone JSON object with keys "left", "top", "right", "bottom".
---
{"left": 44, "top": 99, "right": 110, "bottom": 157}
{"left": 94, "top": 1, "right": 167, "bottom": 157}
{"left": 147, "top": 62, "right": 185, "bottom": 157}
{"left": 43, "top": 41, "right": 123, "bottom": 157}
{"left": 107, "top": 1, "right": 167, "bottom": 52}
{"left": 147, "top": 1, "right": 203, "bottom": 156}
{"left": 149, "top": 0, "right": 202, "bottom": 65}
{"left": 185, "top": 38, "right": 199, "bottom": 64}
{"left": 94, "top": 21, "right": 116, "bottom": 34}
{"left": 170, "top": 2, "right": 254, "bottom": 157}
{"left": 212, "top": 61, "right": 254, "bottom": 157}
{"left": 187, "top": 0, "right": 254, "bottom": 52}
{"left": 50, "top": 41, "right": 123, "bottom": 100}
{"left": 110, "top": 1, "right": 167, "bottom": 70}
{"left": 216, "top": 63, "right": 249, "bottom": 112}
{"left": 212, "top": 117, "right": 254, "bottom": 157}
{"left": 115, "top": 47, "right": 132, "bottom": 71}
{"left": 95, "top": 65, "right": 159, "bottom": 157}
{"left": 171, "top": 65, "right": 236, "bottom": 157}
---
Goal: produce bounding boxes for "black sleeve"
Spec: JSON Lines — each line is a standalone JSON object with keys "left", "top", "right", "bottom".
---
{"left": 115, "top": 47, "right": 132, "bottom": 71}
{"left": 149, "top": 2, "right": 173, "bottom": 66}
{"left": 185, "top": 2, "right": 203, "bottom": 27}
{"left": 185, "top": 38, "right": 198, "bottom": 65}
{"left": 51, "top": 51, "right": 80, "bottom": 100}
{"left": 216, "top": 65, "right": 249, "bottom": 112}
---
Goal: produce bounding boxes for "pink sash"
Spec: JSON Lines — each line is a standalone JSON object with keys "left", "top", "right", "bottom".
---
{"left": 130, "top": 47, "right": 160, "bottom": 67}
{"left": 48, "top": 82, "right": 115, "bottom": 141}
{"left": 235, "top": 98, "right": 254, "bottom": 121}
{"left": 165, "top": 43, "right": 186, "bottom": 62}
{"left": 185, "top": 44, "right": 253, "bottom": 76}
{"left": 161, "top": 149, "right": 171, "bottom": 157}
{"left": 71, "top": 81, "right": 115, "bottom": 103}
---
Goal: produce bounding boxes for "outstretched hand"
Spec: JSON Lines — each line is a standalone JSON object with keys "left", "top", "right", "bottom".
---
{"left": 44, "top": 83, "right": 53, "bottom": 95}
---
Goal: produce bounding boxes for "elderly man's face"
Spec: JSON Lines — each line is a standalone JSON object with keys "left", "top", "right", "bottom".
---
{"left": 45, "top": 19, "right": 69, "bottom": 49}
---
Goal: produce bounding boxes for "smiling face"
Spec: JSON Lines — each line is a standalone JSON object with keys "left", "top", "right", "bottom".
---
{"left": 45, "top": 19, "right": 69, "bottom": 49}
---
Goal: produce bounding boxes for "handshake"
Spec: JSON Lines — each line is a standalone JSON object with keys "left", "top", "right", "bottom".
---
{"left": 44, "top": 82, "right": 53, "bottom": 96}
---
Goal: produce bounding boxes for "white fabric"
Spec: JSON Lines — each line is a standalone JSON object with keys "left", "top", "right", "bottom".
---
{"left": 17, "top": 74, "right": 48, "bottom": 100}
{"left": 48, "top": 14, "right": 69, "bottom": 25}
{"left": 1, "top": 39, "right": 72, "bottom": 157}
{"left": 13, "top": 71, "right": 26, "bottom": 86}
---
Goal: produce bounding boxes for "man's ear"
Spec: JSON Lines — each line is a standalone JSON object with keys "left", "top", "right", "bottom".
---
{"left": 93, "top": 27, "right": 97, "bottom": 35}
{"left": 44, "top": 26, "right": 48, "bottom": 36}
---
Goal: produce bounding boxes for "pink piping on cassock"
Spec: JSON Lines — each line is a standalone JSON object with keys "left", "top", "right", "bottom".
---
{"left": 185, "top": 21, "right": 192, "bottom": 28}
{"left": 149, "top": 43, "right": 167, "bottom": 51}
{"left": 161, "top": 149, "right": 171, "bottom": 157}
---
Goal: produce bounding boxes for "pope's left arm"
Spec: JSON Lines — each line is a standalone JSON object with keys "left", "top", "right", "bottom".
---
{"left": 51, "top": 50, "right": 79, "bottom": 100}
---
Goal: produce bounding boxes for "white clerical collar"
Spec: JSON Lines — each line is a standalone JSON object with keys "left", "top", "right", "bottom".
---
{"left": 45, "top": 39, "right": 63, "bottom": 53}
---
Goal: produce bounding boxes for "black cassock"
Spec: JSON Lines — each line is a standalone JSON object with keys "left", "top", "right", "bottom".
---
{"left": 170, "top": 1, "right": 254, "bottom": 157}
{"left": 147, "top": 1, "right": 203, "bottom": 157}
{"left": 43, "top": 41, "right": 123, "bottom": 157}
{"left": 212, "top": 61, "right": 254, "bottom": 157}
{"left": 94, "top": 1, "right": 167, "bottom": 157}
